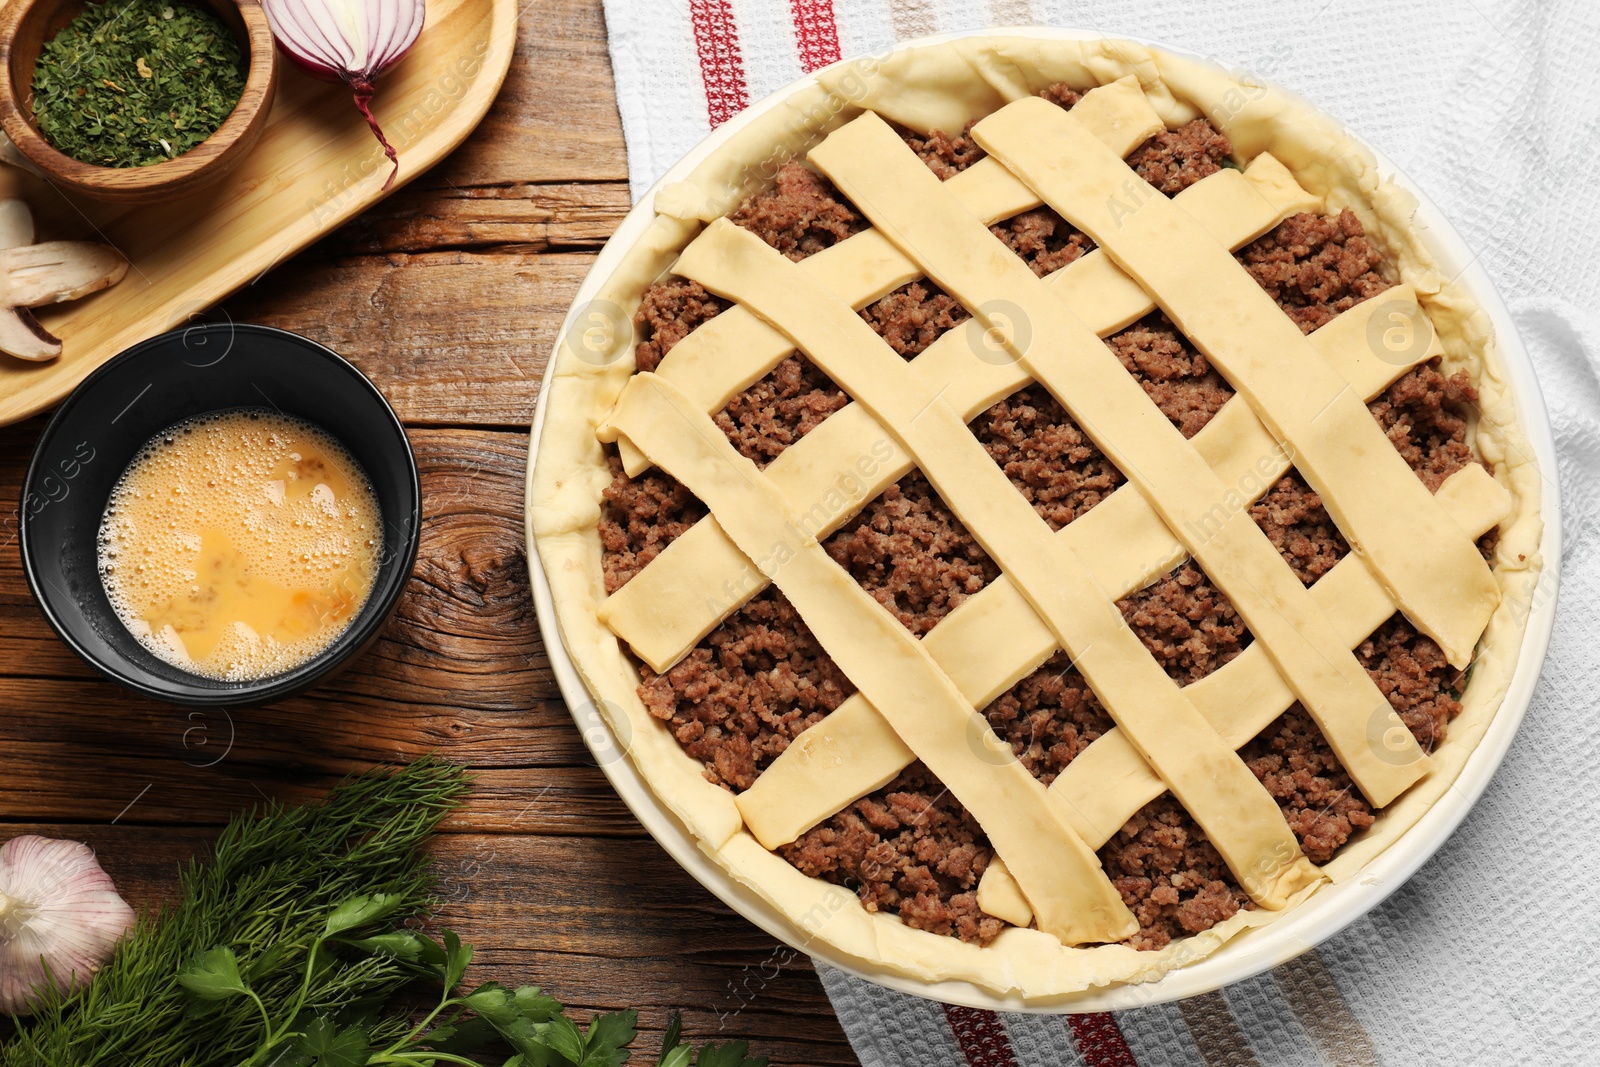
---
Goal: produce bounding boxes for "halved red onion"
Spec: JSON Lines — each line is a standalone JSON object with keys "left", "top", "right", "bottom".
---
{"left": 259, "top": 0, "right": 426, "bottom": 190}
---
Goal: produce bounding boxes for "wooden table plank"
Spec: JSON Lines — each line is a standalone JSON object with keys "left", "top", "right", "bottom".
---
{"left": 0, "top": 0, "right": 862, "bottom": 1060}
{"left": 331, "top": 179, "right": 630, "bottom": 255}
{"left": 437, "top": 0, "right": 629, "bottom": 186}
{"left": 220, "top": 251, "right": 579, "bottom": 428}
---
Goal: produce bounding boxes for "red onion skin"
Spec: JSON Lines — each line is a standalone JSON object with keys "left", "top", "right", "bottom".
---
{"left": 274, "top": 39, "right": 422, "bottom": 85}
{"left": 275, "top": 46, "right": 347, "bottom": 84}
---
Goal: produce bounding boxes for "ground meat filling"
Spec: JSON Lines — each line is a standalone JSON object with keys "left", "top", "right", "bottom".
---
{"left": 1097, "top": 574, "right": 1458, "bottom": 949}
{"left": 1359, "top": 613, "right": 1465, "bottom": 756}
{"left": 601, "top": 92, "right": 1500, "bottom": 953}
{"left": 727, "top": 161, "right": 865, "bottom": 261}
{"left": 902, "top": 85, "right": 1230, "bottom": 201}
{"left": 902, "top": 84, "right": 1085, "bottom": 180}
{"left": 715, "top": 354, "right": 849, "bottom": 467}
{"left": 1240, "top": 707, "right": 1375, "bottom": 865}
{"left": 780, "top": 762, "right": 1003, "bottom": 944}
{"left": 857, "top": 211, "right": 1091, "bottom": 353}
{"left": 1249, "top": 357, "right": 1483, "bottom": 582}
{"left": 902, "top": 126, "right": 987, "bottom": 181}
{"left": 993, "top": 209, "right": 1095, "bottom": 277}
{"left": 636, "top": 588, "right": 855, "bottom": 791}
{"left": 860, "top": 279, "right": 970, "bottom": 358}
{"left": 1237, "top": 209, "right": 1392, "bottom": 334}
{"left": 1101, "top": 796, "right": 1251, "bottom": 952}
{"left": 969, "top": 319, "right": 1231, "bottom": 533}
{"left": 1118, "top": 562, "right": 1252, "bottom": 685}
{"left": 1090, "top": 566, "right": 1260, "bottom": 950}
{"left": 843, "top": 565, "right": 1255, "bottom": 948}
{"left": 904, "top": 84, "right": 1092, "bottom": 280}
{"left": 1250, "top": 471, "right": 1351, "bottom": 586}
{"left": 629, "top": 170, "right": 862, "bottom": 469}
{"left": 1105, "top": 313, "right": 1236, "bottom": 439}
{"left": 754, "top": 509, "right": 1472, "bottom": 951}
{"left": 1106, "top": 699, "right": 1393, "bottom": 949}
{"left": 633, "top": 277, "right": 726, "bottom": 373}
{"left": 1370, "top": 357, "right": 1481, "bottom": 492}
{"left": 1125, "top": 118, "right": 1232, "bottom": 196}
{"left": 971, "top": 384, "right": 1125, "bottom": 531}
{"left": 598, "top": 455, "right": 707, "bottom": 595}
{"left": 823, "top": 472, "right": 999, "bottom": 637}
{"left": 982, "top": 651, "right": 1115, "bottom": 783}
{"left": 1232, "top": 204, "right": 1482, "bottom": 580}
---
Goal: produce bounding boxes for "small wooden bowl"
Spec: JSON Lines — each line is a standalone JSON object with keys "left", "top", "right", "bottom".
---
{"left": 0, "top": 0, "right": 277, "bottom": 204}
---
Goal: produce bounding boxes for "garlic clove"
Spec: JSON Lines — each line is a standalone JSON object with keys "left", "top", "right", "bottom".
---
{"left": 0, "top": 835, "right": 135, "bottom": 1015}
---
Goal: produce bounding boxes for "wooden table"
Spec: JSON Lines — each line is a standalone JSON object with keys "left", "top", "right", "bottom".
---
{"left": 0, "top": 2, "right": 856, "bottom": 1062}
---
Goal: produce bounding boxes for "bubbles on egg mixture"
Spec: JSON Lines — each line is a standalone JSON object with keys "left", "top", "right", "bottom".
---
{"left": 97, "top": 409, "right": 382, "bottom": 682}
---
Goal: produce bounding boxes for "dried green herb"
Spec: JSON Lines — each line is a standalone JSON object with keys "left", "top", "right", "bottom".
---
{"left": 30, "top": 0, "right": 247, "bottom": 168}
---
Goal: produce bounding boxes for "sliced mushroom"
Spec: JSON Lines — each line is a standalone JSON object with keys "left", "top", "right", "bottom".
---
{"left": 0, "top": 198, "right": 34, "bottom": 249}
{"left": 0, "top": 242, "right": 128, "bottom": 306}
{"left": 0, "top": 198, "right": 127, "bottom": 362}
{"left": 0, "top": 201, "right": 60, "bottom": 358}
{"left": 0, "top": 307, "right": 60, "bottom": 360}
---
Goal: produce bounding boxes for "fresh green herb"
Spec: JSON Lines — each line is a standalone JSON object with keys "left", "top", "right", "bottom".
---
{"left": 656, "top": 1022, "right": 764, "bottom": 1067}
{"left": 31, "top": 0, "right": 247, "bottom": 168}
{"left": 3, "top": 758, "right": 467, "bottom": 1065}
{"left": 170, "top": 923, "right": 767, "bottom": 1067}
{"left": 1, "top": 759, "right": 767, "bottom": 1067}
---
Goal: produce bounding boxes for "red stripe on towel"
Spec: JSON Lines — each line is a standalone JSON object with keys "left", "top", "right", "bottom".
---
{"left": 943, "top": 1005, "right": 1019, "bottom": 1067}
{"left": 689, "top": 0, "right": 749, "bottom": 126}
{"left": 1068, "top": 1012, "right": 1141, "bottom": 1067}
{"left": 789, "top": 0, "right": 842, "bottom": 71}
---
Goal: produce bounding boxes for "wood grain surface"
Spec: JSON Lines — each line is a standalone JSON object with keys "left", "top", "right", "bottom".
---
{"left": 0, "top": 1, "right": 858, "bottom": 1062}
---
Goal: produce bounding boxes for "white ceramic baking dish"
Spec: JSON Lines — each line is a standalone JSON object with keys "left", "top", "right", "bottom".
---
{"left": 524, "top": 27, "right": 1562, "bottom": 1012}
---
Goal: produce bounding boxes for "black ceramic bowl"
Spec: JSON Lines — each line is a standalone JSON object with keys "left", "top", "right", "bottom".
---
{"left": 19, "top": 323, "right": 420, "bottom": 706}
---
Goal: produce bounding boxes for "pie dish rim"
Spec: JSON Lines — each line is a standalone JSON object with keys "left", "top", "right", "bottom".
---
{"left": 523, "top": 25, "right": 1562, "bottom": 1011}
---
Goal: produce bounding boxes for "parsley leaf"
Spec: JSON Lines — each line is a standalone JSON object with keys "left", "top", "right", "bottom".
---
{"left": 582, "top": 1009, "right": 638, "bottom": 1067}
{"left": 175, "top": 946, "right": 249, "bottom": 1000}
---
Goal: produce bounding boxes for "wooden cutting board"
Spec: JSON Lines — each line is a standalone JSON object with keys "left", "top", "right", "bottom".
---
{"left": 0, "top": 0, "right": 516, "bottom": 426}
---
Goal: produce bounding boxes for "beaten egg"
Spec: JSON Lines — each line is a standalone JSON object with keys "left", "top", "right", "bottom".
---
{"left": 97, "top": 409, "right": 381, "bottom": 681}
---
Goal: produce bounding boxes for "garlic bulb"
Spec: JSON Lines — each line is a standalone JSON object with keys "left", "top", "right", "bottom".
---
{"left": 0, "top": 835, "right": 135, "bottom": 1015}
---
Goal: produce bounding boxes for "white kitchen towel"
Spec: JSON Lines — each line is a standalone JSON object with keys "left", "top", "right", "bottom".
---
{"left": 599, "top": 0, "right": 1600, "bottom": 1062}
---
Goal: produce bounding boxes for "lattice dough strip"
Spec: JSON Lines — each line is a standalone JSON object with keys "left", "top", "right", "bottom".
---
{"left": 606, "top": 371, "right": 1140, "bottom": 945}
{"left": 974, "top": 97, "right": 1499, "bottom": 670}
{"left": 735, "top": 285, "right": 1461, "bottom": 851}
{"left": 603, "top": 155, "right": 1320, "bottom": 671}
{"left": 676, "top": 218, "right": 1324, "bottom": 913}
{"left": 977, "top": 460, "right": 1510, "bottom": 925}
{"left": 811, "top": 111, "right": 1429, "bottom": 809}
{"left": 615, "top": 77, "right": 1167, "bottom": 476}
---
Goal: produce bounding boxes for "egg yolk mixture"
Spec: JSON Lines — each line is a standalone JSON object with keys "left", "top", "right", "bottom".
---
{"left": 97, "top": 410, "right": 381, "bottom": 681}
